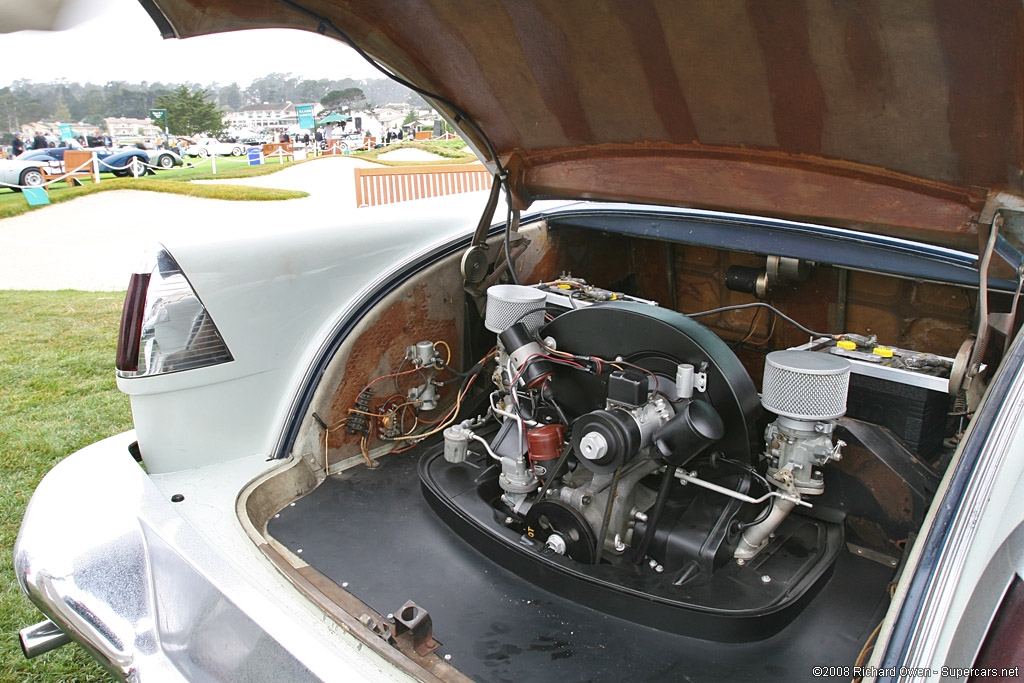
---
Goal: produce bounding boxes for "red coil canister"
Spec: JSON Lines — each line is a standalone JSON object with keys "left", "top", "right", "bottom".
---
{"left": 527, "top": 424, "right": 565, "bottom": 466}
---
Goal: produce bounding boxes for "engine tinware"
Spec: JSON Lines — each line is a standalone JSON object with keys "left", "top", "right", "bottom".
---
{"left": 571, "top": 408, "right": 640, "bottom": 474}
{"left": 654, "top": 400, "right": 725, "bottom": 467}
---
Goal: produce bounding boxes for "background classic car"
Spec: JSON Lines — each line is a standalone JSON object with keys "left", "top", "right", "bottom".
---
{"left": 19, "top": 146, "right": 153, "bottom": 177}
{"left": 181, "top": 137, "right": 246, "bottom": 157}
{"left": 15, "top": 1, "right": 1024, "bottom": 682}
{"left": 0, "top": 158, "right": 46, "bottom": 191}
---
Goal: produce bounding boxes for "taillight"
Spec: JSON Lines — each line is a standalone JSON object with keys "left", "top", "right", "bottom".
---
{"left": 115, "top": 249, "right": 233, "bottom": 378}
{"left": 116, "top": 272, "right": 150, "bottom": 372}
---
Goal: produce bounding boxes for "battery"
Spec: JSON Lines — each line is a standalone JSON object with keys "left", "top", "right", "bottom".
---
{"left": 790, "top": 338, "right": 952, "bottom": 461}
{"left": 844, "top": 374, "right": 947, "bottom": 460}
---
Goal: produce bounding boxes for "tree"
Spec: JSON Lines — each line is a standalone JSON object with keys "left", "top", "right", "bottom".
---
{"left": 218, "top": 82, "right": 243, "bottom": 110}
{"left": 53, "top": 94, "right": 71, "bottom": 122}
{"left": 321, "top": 87, "right": 366, "bottom": 112}
{"left": 156, "top": 86, "right": 224, "bottom": 137}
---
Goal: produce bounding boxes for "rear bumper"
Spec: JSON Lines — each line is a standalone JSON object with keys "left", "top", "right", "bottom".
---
{"left": 13, "top": 432, "right": 391, "bottom": 682}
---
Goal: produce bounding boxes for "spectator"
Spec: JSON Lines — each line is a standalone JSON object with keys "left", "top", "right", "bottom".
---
{"left": 279, "top": 132, "right": 291, "bottom": 143}
{"left": 302, "top": 133, "right": 310, "bottom": 145}
{"left": 67, "top": 135, "right": 83, "bottom": 149}
{"left": 314, "top": 129, "right": 323, "bottom": 144}
{"left": 32, "top": 131, "right": 47, "bottom": 150}
{"left": 10, "top": 133, "right": 24, "bottom": 157}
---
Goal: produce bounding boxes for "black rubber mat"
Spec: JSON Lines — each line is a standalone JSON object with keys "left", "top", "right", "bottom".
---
{"left": 269, "top": 451, "right": 894, "bottom": 683}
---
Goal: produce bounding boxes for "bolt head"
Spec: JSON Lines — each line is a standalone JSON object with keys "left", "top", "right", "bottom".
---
{"left": 761, "top": 575, "right": 772, "bottom": 583}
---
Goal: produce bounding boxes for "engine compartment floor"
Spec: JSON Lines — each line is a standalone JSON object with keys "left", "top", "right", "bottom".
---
{"left": 268, "top": 452, "right": 895, "bottom": 683}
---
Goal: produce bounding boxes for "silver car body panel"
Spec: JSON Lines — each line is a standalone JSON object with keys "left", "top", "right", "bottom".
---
{"left": 116, "top": 192, "right": 505, "bottom": 474}
{"left": 14, "top": 430, "right": 411, "bottom": 682}
{"left": 868, "top": 328, "right": 1024, "bottom": 680}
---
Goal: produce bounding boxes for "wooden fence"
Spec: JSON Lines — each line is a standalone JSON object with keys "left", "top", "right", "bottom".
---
{"left": 354, "top": 163, "right": 489, "bottom": 208}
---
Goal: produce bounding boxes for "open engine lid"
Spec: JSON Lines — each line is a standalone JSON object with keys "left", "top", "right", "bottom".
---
{"left": 140, "top": 0, "right": 1024, "bottom": 253}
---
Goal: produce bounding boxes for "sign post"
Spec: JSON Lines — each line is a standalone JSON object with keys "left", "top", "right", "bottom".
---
{"left": 296, "top": 105, "right": 315, "bottom": 131}
{"left": 149, "top": 109, "right": 169, "bottom": 146}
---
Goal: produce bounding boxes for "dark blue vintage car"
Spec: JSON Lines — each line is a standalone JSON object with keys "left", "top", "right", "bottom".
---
{"left": 18, "top": 147, "right": 152, "bottom": 177}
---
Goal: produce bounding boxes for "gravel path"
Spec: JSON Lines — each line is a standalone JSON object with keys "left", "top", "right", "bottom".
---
{"left": 0, "top": 157, "right": 382, "bottom": 291}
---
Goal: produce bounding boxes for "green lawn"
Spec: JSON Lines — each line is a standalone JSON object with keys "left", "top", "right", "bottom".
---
{"left": 356, "top": 139, "right": 477, "bottom": 165}
{"left": 0, "top": 140, "right": 478, "bottom": 219}
{"left": 0, "top": 290, "right": 129, "bottom": 682}
{"left": 0, "top": 157, "right": 311, "bottom": 219}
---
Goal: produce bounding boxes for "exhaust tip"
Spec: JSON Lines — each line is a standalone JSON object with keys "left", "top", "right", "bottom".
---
{"left": 20, "top": 619, "right": 71, "bottom": 659}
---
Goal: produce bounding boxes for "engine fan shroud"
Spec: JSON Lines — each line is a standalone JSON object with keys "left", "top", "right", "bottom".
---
{"left": 419, "top": 303, "right": 841, "bottom": 641}
{"left": 540, "top": 302, "right": 762, "bottom": 464}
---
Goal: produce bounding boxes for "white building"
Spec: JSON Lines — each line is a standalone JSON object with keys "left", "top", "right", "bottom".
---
{"left": 223, "top": 102, "right": 323, "bottom": 132}
{"left": 104, "top": 117, "right": 162, "bottom": 139}
{"left": 346, "top": 111, "right": 384, "bottom": 139}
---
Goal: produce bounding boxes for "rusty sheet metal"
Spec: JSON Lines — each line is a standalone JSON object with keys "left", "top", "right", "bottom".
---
{"left": 823, "top": 420, "right": 940, "bottom": 555}
{"left": 146, "top": 0, "right": 1024, "bottom": 251}
{"left": 326, "top": 281, "right": 460, "bottom": 451}
{"left": 514, "top": 147, "right": 984, "bottom": 251}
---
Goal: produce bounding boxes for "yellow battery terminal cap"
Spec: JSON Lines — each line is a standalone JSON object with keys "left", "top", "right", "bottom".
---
{"left": 557, "top": 284, "right": 572, "bottom": 290}
{"left": 837, "top": 340, "right": 857, "bottom": 350}
{"left": 873, "top": 346, "right": 894, "bottom": 358}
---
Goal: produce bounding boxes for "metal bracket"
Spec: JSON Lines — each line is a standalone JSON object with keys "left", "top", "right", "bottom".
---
{"left": 391, "top": 600, "right": 440, "bottom": 656}
{"left": 694, "top": 371, "right": 707, "bottom": 393}
{"left": 359, "top": 613, "right": 395, "bottom": 643}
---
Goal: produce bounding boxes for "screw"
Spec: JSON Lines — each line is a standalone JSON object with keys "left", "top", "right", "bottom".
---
{"left": 655, "top": 564, "right": 664, "bottom": 573}
{"left": 581, "top": 496, "right": 592, "bottom": 505}
{"left": 761, "top": 575, "right": 771, "bottom": 583}
{"left": 296, "top": 549, "right": 303, "bottom": 554}
{"left": 386, "top": 613, "right": 394, "bottom": 620}
{"left": 504, "top": 517, "right": 514, "bottom": 525}
{"left": 648, "top": 558, "right": 658, "bottom": 569}
{"left": 170, "top": 494, "right": 184, "bottom": 503}
{"left": 342, "top": 582, "right": 349, "bottom": 588}
{"left": 444, "top": 654, "right": 452, "bottom": 662}
{"left": 736, "top": 558, "right": 746, "bottom": 566}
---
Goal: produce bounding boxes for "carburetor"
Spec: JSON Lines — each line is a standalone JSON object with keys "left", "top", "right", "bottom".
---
{"left": 735, "top": 350, "right": 850, "bottom": 560}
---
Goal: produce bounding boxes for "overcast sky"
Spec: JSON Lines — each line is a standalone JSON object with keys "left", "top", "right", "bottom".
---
{"left": 0, "top": 0, "right": 381, "bottom": 87}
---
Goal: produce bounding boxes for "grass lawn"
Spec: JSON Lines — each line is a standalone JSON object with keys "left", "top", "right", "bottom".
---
{"left": 357, "top": 140, "right": 477, "bottom": 165}
{"left": 0, "top": 139, "right": 478, "bottom": 220}
{"left": 0, "top": 290, "right": 129, "bottom": 682}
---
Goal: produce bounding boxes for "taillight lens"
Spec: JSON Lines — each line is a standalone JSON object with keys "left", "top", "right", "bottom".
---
{"left": 116, "top": 250, "right": 233, "bottom": 378}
